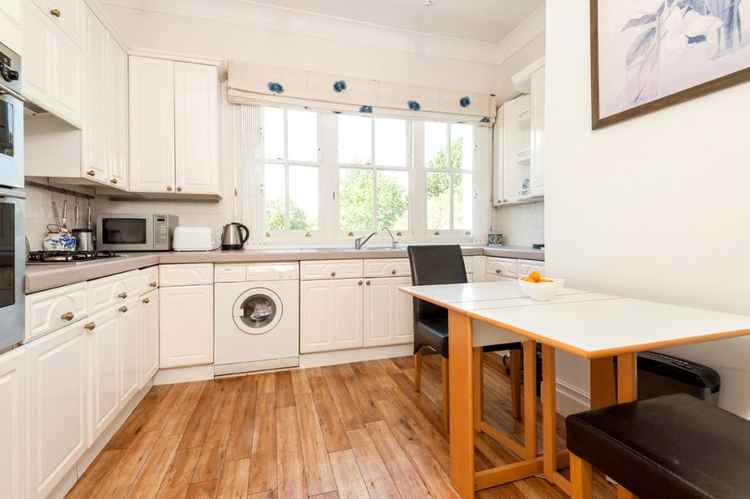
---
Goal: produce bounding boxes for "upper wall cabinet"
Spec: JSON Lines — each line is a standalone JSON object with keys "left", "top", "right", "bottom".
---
{"left": 130, "top": 56, "right": 220, "bottom": 197}
{"left": 0, "top": 0, "right": 22, "bottom": 54}
{"left": 22, "top": 0, "right": 84, "bottom": 128}
{"left": 494, "top": 61, "right": 545, "bottom": 205}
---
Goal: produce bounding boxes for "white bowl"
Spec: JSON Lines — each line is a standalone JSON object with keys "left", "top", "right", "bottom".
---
{"left": 518, "top": 277, "right": 565, "bottom": 301}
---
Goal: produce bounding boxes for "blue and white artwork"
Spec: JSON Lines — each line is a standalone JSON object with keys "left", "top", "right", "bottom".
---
{"left": 595, "top": 0, "right": 750, "bottom": 125}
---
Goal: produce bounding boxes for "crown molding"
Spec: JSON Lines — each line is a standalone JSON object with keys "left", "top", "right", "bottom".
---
{"left": 495, "top": 4, "right": 546, "bottom": 65}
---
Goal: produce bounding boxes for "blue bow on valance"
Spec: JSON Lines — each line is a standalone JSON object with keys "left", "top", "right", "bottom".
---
{"left": 268, "top": 82, "right": 284, "bottom": 94}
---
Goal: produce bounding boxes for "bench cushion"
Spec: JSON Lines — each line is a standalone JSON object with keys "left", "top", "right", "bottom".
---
{"left": 566, "top": 393, "right": 750, "bottom": 499}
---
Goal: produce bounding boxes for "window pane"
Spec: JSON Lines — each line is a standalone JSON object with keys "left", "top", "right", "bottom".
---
{"left": 453, "top": 173, "right": 473, "bottom": 230}
{"left": 264, "top": 164, "right": 286, "bottom": 231}
{"left": 287, "top": 110, "right": 318, "bottom": 162}
{"left": 425, "top": 122, "right": 448, "bottom": 170}
{"left": 338, "top": 115, "right": 372, "bottom": 165}
{"left": 451, "top": 124, "right": 474, "bottom": 171}
{"left": 263, "top": 107, "right": 284, "bottom": 160}
{"left": 376, "top": 171, "right": 409, "bottom": 231}
{"left": 374, "top": 118, "right": 407, "bottom": 167}
{"left": 426, "top": 172, "right": 451, "bottom": 230}
{"left": 289, "top": 165, "right": 319, "bottom": 230}
{"left": 340, "top": 168, "right": 374, "bottom": 231}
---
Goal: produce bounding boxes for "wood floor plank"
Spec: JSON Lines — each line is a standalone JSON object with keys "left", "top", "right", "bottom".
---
{"left": 257, "top": 372, "right": 276, "bottom": 394}
{"left": 346, "top": 428, "right": 401, "bottom": 498}
{"left": 322, "top": 365, "right": 364, "bottom": 431}
{"left": 248, "top": 491, "right": 276, "bottom": 499}
{"left": 276, "top": 371, "right": 296, "bottom": 408}
{"left": 105, "top": 386, "right": 171, "bottom": 450}
{"left": 92, "top": 430, "right": 161, "bottom": 498}
{"left": 276, "top": 406, "right": 307, "bottom": 499}
{"left": 294, "top": 393, "right": 337, "bottom": 496}
{"left": 215, "top": 458, "right": 251, "bottom": 499}
{"left": 164, "top": 381, "right": 208, "bottom": 438}
{"left": 225, "top": 375, "right": 259, "bottom": 462}
{"left": 290, "top": 368, "right": 312, "bottom": 396}
{"left": 186, "top": 479, "right": 218, "bottom": 499}
{"left": 309, "top": 493, "right": 339, "bottom": 499}
{"left": 328, "top": 449, "right": 370, "bottom": 499}
{"left": 157, "top": 447, "right": 203, "bottom": 499}
{"left": 308, "top": 372, "right": 351, "bottom": 453}
{"left": 248, "top": 392, "right": 278, "bottom": 494}
{"left": 365, "top": 420, "right": 430, "bottom": 498}
{"left": 66, "top": 449, "right": 124, "bottom": 499}
{"left": 129, "top": 434, "right": 182, "bottom": 499}
{"left": 141, "top": 383, "right": 190, "bottom": 434}
{"left": 180, "top": 382, "right": 220, "bottom": 450}
{"left": 338, "top": 364, "right": 383, "bottom": 425}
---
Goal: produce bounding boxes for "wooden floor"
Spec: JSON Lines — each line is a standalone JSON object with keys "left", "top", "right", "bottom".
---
{"left": 67, "top": 354, "right": 615, "bottom": 499}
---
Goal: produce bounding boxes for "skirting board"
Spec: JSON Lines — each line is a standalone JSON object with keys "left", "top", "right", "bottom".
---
{"left": 154, "top": 364, "right": 215, "bottom": 385}
{"left": 555, "top": 379, "right": 591, "bottom": 416}
{"left": 300, "top": 343, "right": 413, "bottom": 368}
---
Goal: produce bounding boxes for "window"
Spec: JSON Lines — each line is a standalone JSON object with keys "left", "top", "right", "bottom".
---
{"left": 425, "top": 122, "right": 474, "bottom": 232}
{"left": 262, "top": 107, "right": 320, "bottom": 233}
{"left": 337, "top": 115, "right": 409, "bottom": 233}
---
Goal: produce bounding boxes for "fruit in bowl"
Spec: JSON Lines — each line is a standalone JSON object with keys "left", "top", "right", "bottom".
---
{"left": 518, "top": 271, "right": 564, "bottom": 301}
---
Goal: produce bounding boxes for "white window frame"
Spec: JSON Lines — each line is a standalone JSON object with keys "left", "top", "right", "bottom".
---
{"left": 335, "top": 114, "right": 413, "bottom": 238}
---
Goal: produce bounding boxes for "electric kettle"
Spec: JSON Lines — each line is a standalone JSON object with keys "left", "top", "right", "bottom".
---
{"left": 221, "top": 222, "right": 250, "bottom": 250}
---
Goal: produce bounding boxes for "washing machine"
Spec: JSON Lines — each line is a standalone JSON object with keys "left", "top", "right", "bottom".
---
{"left": 214, "top": 262, "right": 300, "bottom": 376}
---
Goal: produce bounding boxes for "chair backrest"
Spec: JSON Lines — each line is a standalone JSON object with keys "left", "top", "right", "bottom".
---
{"left": 407, "top": 245, "right": 467, "bottom": 322}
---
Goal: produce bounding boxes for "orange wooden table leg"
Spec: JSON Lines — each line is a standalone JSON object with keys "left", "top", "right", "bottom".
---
{"left": 616, "top": 353, "right": 638, "bottom": 499}
{"left": 448, "top": 311, "right": 475, "bottom": 498}
{"left": 542, "top": 344, "right": 557, "bottom": 478}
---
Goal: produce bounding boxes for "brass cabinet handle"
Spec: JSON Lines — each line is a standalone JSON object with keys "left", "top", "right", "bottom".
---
{"left": 119, "top": 306, "right": 128, "bottom": 313}
{"left": 50, "top": 8, "right": 61, "bottom": 18}
{"left": 358, "top": 280, "right": 363, "bottom": 286}
{"left": 110, "top": 178, "right": 118, "bottom": 184}
{"left": 86, "top": 170, "right": 96, "bottom": 176}
{"left": 117, "top": 292, "right": 128, "bottom": 299}
{"left": 366, "top": 280, "right": 371, "bottom": 286}
{"left": 391, "top": 269, "right": 397, "bottom": 275}
{"left": 330, "top": 272, "right": 336, "bottom": 277}
{"left": 84, "top": 322, "right": 96, "bottom": 332}
{"left": 176, "top": 187, "right": 183, "bottom": 192}
{"left": 60, "top": 312, "right": 75, "bottom": 322}
{"left": 142, "top": 298, "right": 151, "bottom": 304}
{"left": 149, "top": 281, "right": 158, "bottom": 288}
{"left": 495, "top": 269, "right": 501, "bottom": 274}
{"left": 166, "top": 186, "right": 173, "bottom": 192}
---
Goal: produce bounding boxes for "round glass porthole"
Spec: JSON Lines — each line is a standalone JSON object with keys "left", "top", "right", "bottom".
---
{"left": 233, "top": 289, "right": 283, "bottom": 335}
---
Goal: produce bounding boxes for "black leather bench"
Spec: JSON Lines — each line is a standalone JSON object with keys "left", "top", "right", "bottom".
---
{"left": 566, "top": 393, "right": 750, "bottom": 499}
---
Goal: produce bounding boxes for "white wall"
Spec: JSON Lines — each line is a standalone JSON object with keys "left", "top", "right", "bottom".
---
{"left": 546, "top": 0, "right": 750, "bottom": 416}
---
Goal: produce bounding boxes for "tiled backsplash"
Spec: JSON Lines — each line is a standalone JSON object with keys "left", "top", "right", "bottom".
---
{"left": 492, "top": 200, "right": 544, "bottom": 248}
{"left": 25, "top": 184, "right": 94, "bottom": 251}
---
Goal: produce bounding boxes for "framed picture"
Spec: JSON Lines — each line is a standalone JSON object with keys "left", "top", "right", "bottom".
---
{"left": 591, "top": 0, "right": 750, "bottom": 129}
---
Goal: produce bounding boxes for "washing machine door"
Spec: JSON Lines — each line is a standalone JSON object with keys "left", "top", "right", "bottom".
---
{"left": 233, "top": 287, "right": 283, "bottom": 335}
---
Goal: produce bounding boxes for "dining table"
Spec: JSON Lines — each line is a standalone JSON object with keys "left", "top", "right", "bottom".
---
{"left": 399, "top": 280, "right": 750, "bottom": 498}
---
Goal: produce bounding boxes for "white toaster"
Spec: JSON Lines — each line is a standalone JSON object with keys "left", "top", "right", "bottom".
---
{"left": 172, "top": 226, "right": 218, "bottom": 251}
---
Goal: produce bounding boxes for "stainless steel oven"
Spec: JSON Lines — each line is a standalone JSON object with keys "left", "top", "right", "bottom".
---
{"left": 0, "top": 187, "right": 24, "bottom": 352}
{"left": 0, "top": 41, "right": 23, "bottom": 190}
{"left": 97, "top": 214, "right": 179, "bottom": 251}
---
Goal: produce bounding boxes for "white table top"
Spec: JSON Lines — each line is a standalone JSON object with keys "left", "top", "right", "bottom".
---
{"left": 400, "top": 281, "right": 750, "bottom": 359}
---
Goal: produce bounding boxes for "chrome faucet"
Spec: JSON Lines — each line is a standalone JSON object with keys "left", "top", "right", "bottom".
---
{"left": 383, "top": 228, "right": 398, "bottom": 249}
{"left": 354, "top": 228, "right": 399, "bottom": 250}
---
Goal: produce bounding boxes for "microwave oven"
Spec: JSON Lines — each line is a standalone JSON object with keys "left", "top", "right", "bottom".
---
{"left": 96, "top": 214, "right": 179, "bottom": 251}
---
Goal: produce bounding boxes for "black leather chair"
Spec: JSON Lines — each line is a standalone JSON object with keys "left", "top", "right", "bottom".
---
{"left": 407, "top": 245, "right": 524, "bottom": 426}
{"left": 567, "top": 393, "right": 750, "bottom": 499}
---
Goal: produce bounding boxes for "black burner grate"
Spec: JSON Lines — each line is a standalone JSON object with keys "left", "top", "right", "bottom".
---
{"left": 28, "top": 250, "right": 121, "bottom": 263}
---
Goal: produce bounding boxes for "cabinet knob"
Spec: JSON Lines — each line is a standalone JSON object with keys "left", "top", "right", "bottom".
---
{"left": 84, "top": 322, "right": 96, "bottom": 332}
{"left": 86, "top": 170, "right": 96, "bottom": 177}
{"left": 110, "top": 178, "right": 118, "bottom": 184}
{"left": 166, "top": 186, "right": 173, "bottom": 192}
{"left": 330, "top": 272, "right": 336, "bottom": 277}
{"left": 142, "top": 298, "right": 151, "bottom": 304}
{"left": 358, "top": 280, "right": 363, "bottom": 286}
{"left": 50, "top": 8, "right": 61, "bottom": 18}
{"left": 60, "top": 312, "right": 75, "bottom": 322}
{"left": 119, "top": 306, "right": 128, "bottom": 313}
{"left": 176, "top": 187, "right": 183, "bottom": 192}
{"left": 495, "top": 269, "right": 501, "bottom": 274}
{"left": 118, "top": 292, "right": 128, "bottom": 299}
{"left": 366, "top": 280, "right": 371, "bottom": 286}
{"left": 149, "top": 281, "right": 158, "bottom": 288}
{"left": 391, "top": 269, "right": 397, "bottom": 275}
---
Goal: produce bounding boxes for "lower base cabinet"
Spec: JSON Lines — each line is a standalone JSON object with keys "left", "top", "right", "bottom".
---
{"left": 89, "top": 308, "right": 121, "bottom": 444}
{"left": 27, "top": 322, "right": 89, "bottom": 499}
{"left": 159, "top": 285, "right": 214, "bottom": 368}
{"left": 364, "top": 277, "right": 414, "bottom": 347}
{"left": 119, "top": 299, "right": 141, "bottom": 407}
{"left": 140, "top": 290, "right": 159, "bottom": 387}
{"left": 0, "top": 347, "right": 28, "bottom": 499}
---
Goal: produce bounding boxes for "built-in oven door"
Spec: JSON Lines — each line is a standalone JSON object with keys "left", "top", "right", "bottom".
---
{"left": 97, "top": 215, "right": 154, "bottom": 251}
{"left": 0, "top": 93, "right": 23, "bottom": 189}
{"left": 0, "top": 188, "right": 24, "bottom": 351}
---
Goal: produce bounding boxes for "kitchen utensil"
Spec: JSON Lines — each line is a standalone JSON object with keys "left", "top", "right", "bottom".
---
{"left": 51, "top": 200, "right": 61, "bottom": 228}
{"left": 43, "top": 224, "right": 76, "bottom": 252}
{"left": 61, "top": 200, "right": 68, "bottom": 231}
{"left": 221, "top": 222, "right": 250, "bottom": 250}
{"left": 73, "top": 228, "right": 94, "bottom": 252}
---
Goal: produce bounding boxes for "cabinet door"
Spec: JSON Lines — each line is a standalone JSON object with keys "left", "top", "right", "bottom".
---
{"left": 22, "top": 4, "right": 54, "bottom": 106}
{"left": 364, "top": 277, "right": 413, "bottom": 347}
{"left": 51, "top": 17, "right": 83, "bottom": 126}
{"left": 502, "top": 95, "right": 531, "bottom": 202}
{"left": 118, "top": 300, "right": 140, "bottom": 406}
{"left": 159, "top": 285, "right": 214, "bottom": 368}
{"left": 110, "top": 39, "right": 129, "bottom": 188}
{"left": 89, "top": 308, "right": 120, "bottom": 443}
{"left": 174, "top": 62, "right": 219, "bottom": 195}
{"left": 0, "top": 348, "right": 27, "bottom": 499}
{"left": 129, "top": 56, "right": 175, "bottom": 193}
{"left": 493, "top": 106, "right": 504, "bottom": 206}
{"left": 529, "top": 67, "right": 545, "bottom": 197}
{"left": 0, "top": 0, "right": 21, "bottom": 53}
{"left": 300, "top": 279, "right": 364, "bottom": 353}
{"left": 139, "top": 290, "right": 159, "bottom": 387}
{"left": 82, "top": 10, "right": 109, "bottom": 182}
{"left": 27, "top": 322, "right": 88, "bottom": 499}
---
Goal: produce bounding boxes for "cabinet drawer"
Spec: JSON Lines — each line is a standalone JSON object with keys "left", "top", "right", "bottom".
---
{"left": 159, "top": 264, "right": 214, "bottom": 286}
{"left": 518, "top": 260, "right": 545, "bottom": 278}
{"left": 364, "top": 259, "right": 411, "bottom": 278}
{"left": 215, "top": 265, "right": 246, "bottom": 283}
{"left": 300, "top": 260, "right": 363, "bottom": 280}
{"left": 25, "top": 282, "right": 88, "bottom": 342}
{"left": 87, "top": 271, "right": 138, "bottom": 313}
{"left": 485, "top": 257, "right": 518, "bottom": 279}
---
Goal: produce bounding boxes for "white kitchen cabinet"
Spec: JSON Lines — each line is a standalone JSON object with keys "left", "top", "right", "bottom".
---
{"left": 502, "top": 95, "right": 531, "bottom": 203}
{"left": 118, "top": 299, "right": 140, "bottom": 407}
{"left": 159, "top": 264, "right": 213, "bottom": 287}
{"left": 159, "top": 285, "right": 214, "bottom": 368}
{"left": 22, "top": 3, "right": 54, "bottom": 104}
{"left": 0, "top": 0, "right": 22, "bottom": 53}
{"left": 129, "top": 56, "right": 176, "bottom": 193}
{"left": 110, "top": 36, "right": 129, "bottom": 187}
{"left": 364, "top": 277, "right": 413, "bottom": 347}
{"left": 88, "top": 307, "right": 119, "bottom": 443}
{"left": 529, "top": 67, "right": 545, "bottom": 197}
{"left": 25, "top": 281, "right": 88, "bottom": 343}
{"left": 492, "top": 106, "right": 504, "bottom": 207}
{"left": 174, "top": 62, "right": 219, "bottom": 195}
{"left": 300, "top": 279, "right": 364, "bottom": 353}
{"left": 27, "top": 321, "right": 88, "bottom": 499}
{"left": 129, "top": 56, "right": 220, "bottom": 197}
{"left": 139, "top": 290, "right": 159, "bottom": 387}
{"left": 0, "top": 347, "right": 27, "bottom": 499}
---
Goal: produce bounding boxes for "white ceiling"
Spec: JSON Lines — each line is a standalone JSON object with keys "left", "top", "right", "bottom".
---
{"left": 241, "top": 0, "right": 544, "bottom": 44}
